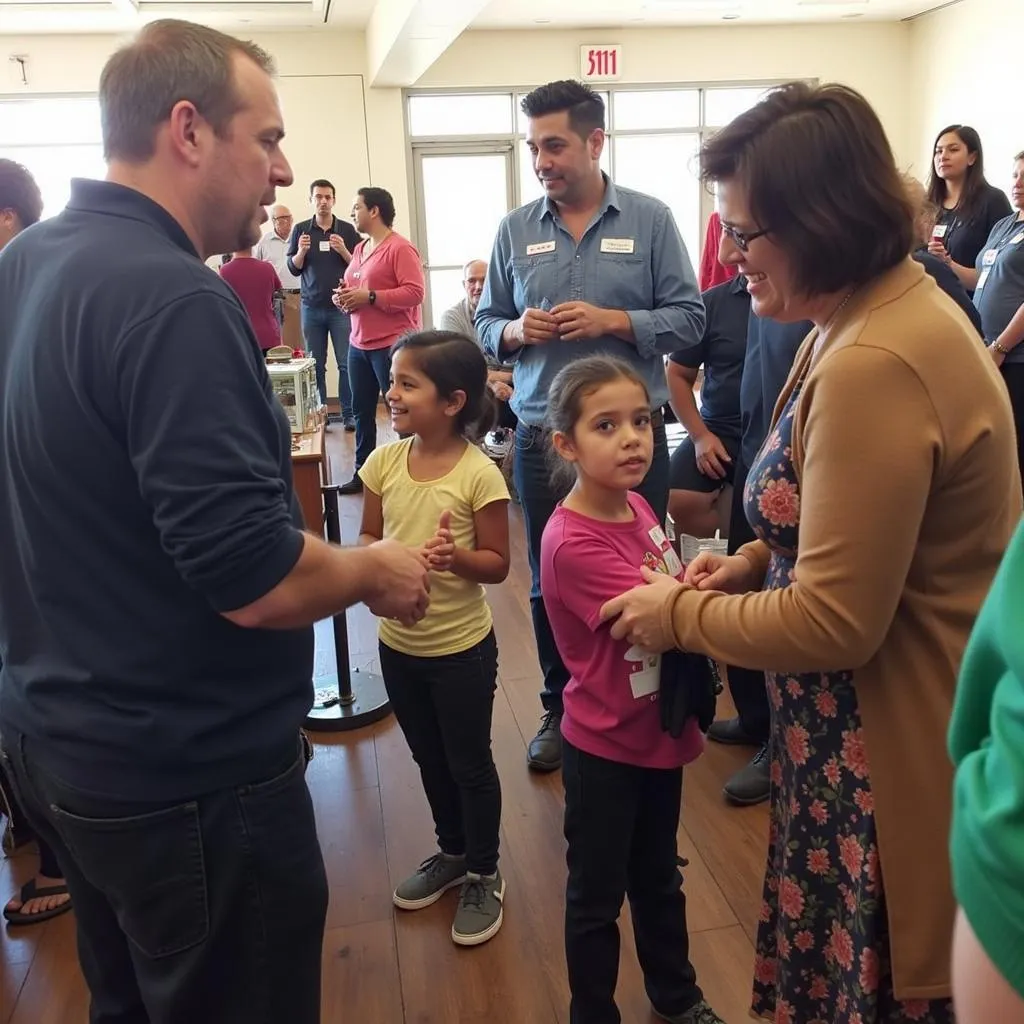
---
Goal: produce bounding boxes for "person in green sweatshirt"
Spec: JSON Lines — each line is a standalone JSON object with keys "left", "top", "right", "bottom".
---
{"left": 949, "top": 518, "right": 1024, "bottom": 1022}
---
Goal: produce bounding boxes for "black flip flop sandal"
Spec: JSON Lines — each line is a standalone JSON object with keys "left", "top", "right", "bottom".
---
{"left": 3, "top": 879, "right": 72, "bottom": 926}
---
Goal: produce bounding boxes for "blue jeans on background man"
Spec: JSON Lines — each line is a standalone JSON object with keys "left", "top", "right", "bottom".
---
{"left": 513, "top": 417, "right": 670, "bottom": 714}
{"left": 349, "top": 344, "right": 394, "bottom": 471}
{"left": 301, "top": 303, "right": 352, "bottom": 419}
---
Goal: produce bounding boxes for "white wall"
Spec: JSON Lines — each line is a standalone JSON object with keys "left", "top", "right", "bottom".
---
{"left": 907, "top": 0, "right": 1018, "bottom": 190}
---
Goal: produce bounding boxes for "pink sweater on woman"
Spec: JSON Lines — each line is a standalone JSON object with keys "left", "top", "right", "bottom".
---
{"left": 343, "top": 233, "right": 424, "bottom": 350}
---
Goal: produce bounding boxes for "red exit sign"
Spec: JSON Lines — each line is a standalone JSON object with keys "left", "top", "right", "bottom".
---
{"left": 580, "top": 44, "right": 622, "bottom": 82}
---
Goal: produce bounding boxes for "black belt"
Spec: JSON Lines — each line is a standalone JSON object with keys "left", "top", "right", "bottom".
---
{"left": 282, "top": 289, "right": 300, "bottom": 294}
{"left": 521, "top": 407, "right": 664, "bottom": 435}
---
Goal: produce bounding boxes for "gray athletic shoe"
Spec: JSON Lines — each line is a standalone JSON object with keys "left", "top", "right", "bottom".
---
{"left": 451, "top": 870, "right": 506, "bottom": 946}
{"left": 393, "top": 853, "right": 467, "bottom": 911}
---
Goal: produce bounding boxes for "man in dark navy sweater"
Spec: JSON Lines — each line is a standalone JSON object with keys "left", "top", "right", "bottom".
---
{"left": 0, "top": 19, "right": 429, "bottom": 1024}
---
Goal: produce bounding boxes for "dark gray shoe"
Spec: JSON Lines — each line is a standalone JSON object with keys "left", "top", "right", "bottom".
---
{"left": 393, "top": 853, "right": 467, "bottom": 911}
{"left": 451, "top": 871, "right": 505, "bottom": 946}
{"left": 343, "top": 417, "right": 356, "bottom": 432}
{"left": 707, "top": 715, "right": 762, "bottom": 746}
{"left": 654, "top": 999, "right": 727, "bottom": 1024}
{"left": 527, "top": 710, "right": 562, "bottom": 772}
{"left": 338, "top": 475, "right": 363, "bottom": 495}
{"left": 723, "top": 743, "right": 771, "bottom": 806}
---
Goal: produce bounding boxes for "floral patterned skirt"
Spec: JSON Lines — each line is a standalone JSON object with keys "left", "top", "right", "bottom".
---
{"left": 750, "top": 560, "right": 954, "bottom": 1024}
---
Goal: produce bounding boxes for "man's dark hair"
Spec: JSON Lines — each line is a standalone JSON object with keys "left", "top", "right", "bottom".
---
{"left": 700, "top": 81, "right": 913, "bottom": 298}
{"left": 358, "top": 187, "right": 396, "bottom": 229}
{"left": 309, "top": 179, "right": 335, "bottom": 199}
{"left": 0, "top": 159, "right": 44, "bottom": 228}
{"left": 520, "top": 80, "right": 605, "bottom": 139}
{"left": 99, "top": 19, "right": 274, "bottom": 163}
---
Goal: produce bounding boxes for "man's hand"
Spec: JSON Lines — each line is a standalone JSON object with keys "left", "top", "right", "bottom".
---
{"left": 511, "top": 307, "right": 559, "bottom": 346}
{"left": 328, "top": 234, "right": 351, "bottom": 260}
{"left": 338, "top": 287, "right": 371, "bottom": 313}
{"left": 423, "top": 511, "right": 456, "bottom": 573}
{"left": 551, "top": 301, "right": 614, "bottom": 341}
{"left": 490, "top": 382, "right": 513, "bottom": 402}
{"left": 693, "top": 431, "right": 732, "bottom": 480}
{"left": 364, "top": 540, "right": 430, "bottom": 626}
{"left": 298, "top": 233, "right": 312, "bottom": 254}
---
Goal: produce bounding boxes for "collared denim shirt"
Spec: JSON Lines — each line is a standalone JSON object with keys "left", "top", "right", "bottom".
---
{"left": 475, "top": 179, "right": 705, "bottom": 427}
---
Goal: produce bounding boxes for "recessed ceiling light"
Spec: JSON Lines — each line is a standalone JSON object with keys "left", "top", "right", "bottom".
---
{"left": 722, "top": 12, "right": 741, "bottom": 18}
{"left": 534, "top": 18, "right": 551, "bottom": 23}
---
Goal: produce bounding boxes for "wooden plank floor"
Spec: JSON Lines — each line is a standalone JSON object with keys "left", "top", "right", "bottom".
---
{"left": 0, "top": 414, "right": 769, "bottom": 1023}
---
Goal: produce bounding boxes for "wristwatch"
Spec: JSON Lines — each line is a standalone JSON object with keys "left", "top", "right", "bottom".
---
{"left": 368, "top": 290, "right": 377, "bottom": 306}
{"left": 992, "top": 341, "right": 1010, "bottom": 355}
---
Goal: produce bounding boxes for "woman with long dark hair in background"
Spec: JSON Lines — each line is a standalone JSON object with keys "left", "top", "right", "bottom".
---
{"left": 927, "top": 124, "right": 1011, "bottom": 294}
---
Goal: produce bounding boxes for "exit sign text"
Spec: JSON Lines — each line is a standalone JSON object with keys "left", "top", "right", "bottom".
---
{"left": 580, "top": 44, "right": 622, "bottom": 82}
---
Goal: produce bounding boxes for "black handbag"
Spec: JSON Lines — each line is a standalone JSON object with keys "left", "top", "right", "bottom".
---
{"left": 658, "top": 649, "right": 718, "bottom": 738}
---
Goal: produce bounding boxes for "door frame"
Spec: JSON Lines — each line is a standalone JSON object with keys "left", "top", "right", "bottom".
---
{"left": 411, "top": 142, "right": 515, "bottom": 328}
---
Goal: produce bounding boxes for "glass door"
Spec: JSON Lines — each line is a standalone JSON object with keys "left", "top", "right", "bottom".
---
{"left": 413, "top": 145, "right": 515, "bottom": 328}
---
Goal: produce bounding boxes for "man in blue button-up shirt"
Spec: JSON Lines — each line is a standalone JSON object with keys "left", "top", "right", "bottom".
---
{"left": 476, "top": 80, "right": 705, "bottom": 772}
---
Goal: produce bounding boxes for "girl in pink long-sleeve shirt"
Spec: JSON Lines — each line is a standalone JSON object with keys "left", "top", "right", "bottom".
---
{"left": 335, "top": 187, "right": 424, "bottom": 493}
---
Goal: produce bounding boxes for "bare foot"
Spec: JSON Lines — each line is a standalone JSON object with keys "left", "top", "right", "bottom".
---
{"left": 5, "top": 873, "right": 71, "bottom": 918}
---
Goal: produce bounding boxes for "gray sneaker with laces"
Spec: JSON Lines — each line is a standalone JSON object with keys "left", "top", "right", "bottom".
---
{"left": 451, "top": 870, "right": 505, "bottom": 946}
{"left": 393, "top": 853, "right": 467, "bottom": 911}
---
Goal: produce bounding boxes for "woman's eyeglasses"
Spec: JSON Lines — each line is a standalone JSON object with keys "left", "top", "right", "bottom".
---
{"left": 721, "top": 222, "right": 771, "bottom": 252}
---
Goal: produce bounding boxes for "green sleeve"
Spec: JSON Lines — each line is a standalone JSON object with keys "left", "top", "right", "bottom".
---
{"left": 949, "top": 519, "right": 1024, "bottom": 998}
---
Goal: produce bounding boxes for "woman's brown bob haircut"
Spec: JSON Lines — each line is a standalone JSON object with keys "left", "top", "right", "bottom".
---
{"left": 700, "top": 81, "right": 914, "bottom": 297}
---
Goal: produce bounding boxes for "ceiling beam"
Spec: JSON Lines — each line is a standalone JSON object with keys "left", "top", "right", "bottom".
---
{"left": 366, "top": 0, "right": 492, "bottom": 87}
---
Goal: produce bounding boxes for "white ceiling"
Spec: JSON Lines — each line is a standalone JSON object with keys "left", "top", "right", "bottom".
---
{"left": 0, "top": 0, "right": 950, "bottom": 36}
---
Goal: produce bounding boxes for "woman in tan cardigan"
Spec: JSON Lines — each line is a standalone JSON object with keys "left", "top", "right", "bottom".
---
{"left": 601, "top": 82, "right": 1021, "bottom": 1024}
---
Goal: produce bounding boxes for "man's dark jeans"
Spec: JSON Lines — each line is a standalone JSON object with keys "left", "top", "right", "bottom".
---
{"left": 513, "top": 419, "right": 670, "bottom": 713}
{"left": 301, "top": 302, "right": 352, "bottom": 418}
{"left": 0, "top": 730, "right": 328, "bottom": 1024}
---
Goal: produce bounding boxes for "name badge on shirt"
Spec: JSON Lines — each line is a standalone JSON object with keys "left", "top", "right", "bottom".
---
{"left": 976, "top": 268, "right": 991, "bottom": 290}
{"left": 662, "top": 547, "right": 683, "bottom": 577}
{"left": 982, "top": 248, "right": 999, "bottom": 267}
{"left": 625, "top": 645, "right": 661, "bottom": 700}
{"left": 319, "top": 240, "right": 331, "bottom": 252}
{"left": 600, "top": 238, "right": 635, "bottom": 254}
{"left": 648, "top": 525, "right": 667, "bottom": 547}
{"left": 1011, "top": 232, "right": 1024, "bottom": 246}
{"left": 931, "top": 224, "right": 949, "bottom": 239}
{"left": 526, "top": 241, "right": 556, "bottom": 256}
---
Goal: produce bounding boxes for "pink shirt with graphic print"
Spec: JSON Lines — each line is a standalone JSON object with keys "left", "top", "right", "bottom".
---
{"left": 540, "top": 492, "right": 705, "bottom": 769}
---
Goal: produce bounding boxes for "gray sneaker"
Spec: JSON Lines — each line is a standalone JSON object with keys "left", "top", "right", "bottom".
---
{"left": 393, "top": 853, "right": 467, "bottom": 911}
{"left": 451, "top": 871, "right": 505, "bottom": 946}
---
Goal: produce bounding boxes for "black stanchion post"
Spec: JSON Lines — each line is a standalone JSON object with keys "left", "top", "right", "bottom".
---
{"left": 303, "top": 483, "right": 392, "bottom": 733}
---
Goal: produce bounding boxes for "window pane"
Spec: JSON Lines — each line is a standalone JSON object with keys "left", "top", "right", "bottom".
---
{"left": 517, "top": 143, "right": 610, "bottom": 209}
{"left": 704, "top": 87, "right": 770, "bottom": 128}
{"left": 0, "top": 144, "right": 106, "bottom": 219}
{"left": 420, "top": 153, "right": 508, "bottom": 267}
{"left": 612, "top": 134, "right": 701, "bottom": 276}
{"left": 428, "top": 268, "right": 466, "bottom": 328}
{"left": 516, "top": 92, "right": 609, "bottom": 135}
{"left": 409, "top": 94, "right": 513, "bottom": 137}
{"left": 0, "top": 97, "right": 102, "bottom": 146}
{"left": 612, "top": 90, "right": 699, "bottom": 131}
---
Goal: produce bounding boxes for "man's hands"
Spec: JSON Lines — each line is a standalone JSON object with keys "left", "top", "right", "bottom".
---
{"left": 423, "top": 511, "right": 456, "bottom": 573}
{"left": 364, "top": 540, "right": 430, "bottom": 626}
{"left": 297, "top": 233, "right": 312, "bottom": 254}
{"left": 509, "top": 301, "right": 622, "bottom": 347}
{"left": 491, "top": 381, "right": 514, "bottom": 402}
{"left": 509, "top": 307, "right": 560, "bottom": 346}
{"left": 329, "top": 234, "right": 352, "bottom": 261}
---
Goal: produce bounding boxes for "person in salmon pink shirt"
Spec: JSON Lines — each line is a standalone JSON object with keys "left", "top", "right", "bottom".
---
{"left": 219, "top": 246, "right": 282, "bottom": 353}
{"left": 334, "top": 187, "right": 424, "bottom": 494}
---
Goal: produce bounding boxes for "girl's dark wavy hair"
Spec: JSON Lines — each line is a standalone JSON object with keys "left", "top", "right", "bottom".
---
{"left": 391, "top": 330, "right": 497, "bottom": 443}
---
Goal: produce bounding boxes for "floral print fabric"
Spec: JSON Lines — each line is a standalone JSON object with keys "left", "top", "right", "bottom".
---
{"left": 743, "top": 387, "right": 953, "bottom": 1024}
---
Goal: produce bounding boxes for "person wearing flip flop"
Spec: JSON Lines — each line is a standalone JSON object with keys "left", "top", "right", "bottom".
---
{"left": 0, "top": 158, "right": 72, "bottom": 927}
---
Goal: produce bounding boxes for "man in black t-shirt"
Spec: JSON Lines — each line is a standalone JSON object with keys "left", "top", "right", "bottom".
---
{"left": 0, "top": 21, "right": 429, "bottom": 1023}
{"left": 287, "top": 178, "right": 362, "bottom": 428}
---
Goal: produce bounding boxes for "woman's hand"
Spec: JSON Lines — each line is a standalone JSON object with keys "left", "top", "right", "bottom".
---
{"left": 988, "top": 343, "right": 1007, "bottom": 368}
{"left": 684, "top": 552, "right": 757, "bottom": 593}
{"left": 337, "top": 287, "right": 371, "bottom": 313}
{"left": 599, "top": 566, "right": 683, "bottom": 652}
{"left": 927, "top": 239, "right": 952, "bottom": 264}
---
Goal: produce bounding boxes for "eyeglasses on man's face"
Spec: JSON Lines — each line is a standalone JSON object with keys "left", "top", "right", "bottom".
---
{"left": 721, "top": 221, "right": 771, "bottom": 252}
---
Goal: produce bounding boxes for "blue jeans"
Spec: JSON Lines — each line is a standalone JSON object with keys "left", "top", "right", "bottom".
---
{"left": 349, "top": 344, "right": 393, "bottom": 471}
{"left": 1, "top": 729, "right": 327, "bottom": 1024}
{"left": 301, "top": 303, "right": 352, "bottom": 418}
{"left": 513, "top": 418, "right": 669, "bottom": 713}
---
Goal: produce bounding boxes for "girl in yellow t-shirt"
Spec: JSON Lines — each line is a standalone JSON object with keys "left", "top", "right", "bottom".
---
{"left": 358, "top": 329, "right": 510, "bottom": 947}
